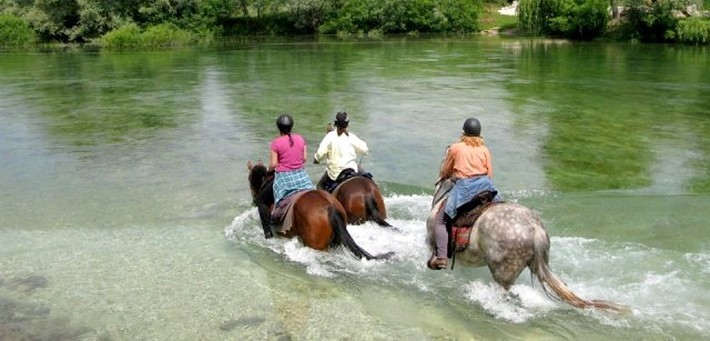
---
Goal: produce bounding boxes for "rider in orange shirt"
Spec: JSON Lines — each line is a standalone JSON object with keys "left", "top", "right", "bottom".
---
{"left": 428, "top": 117, "right": 500, "bottom": 270}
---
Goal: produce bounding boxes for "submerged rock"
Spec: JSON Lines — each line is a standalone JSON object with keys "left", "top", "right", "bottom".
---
{"left": 220, "top": 316, "right": 266, "bottom": 331}
{"left": 0, "top": 295, "right": 97, "bottom": 340}
{"left": 8, "top": 275, "right": 48, "bottom": 294}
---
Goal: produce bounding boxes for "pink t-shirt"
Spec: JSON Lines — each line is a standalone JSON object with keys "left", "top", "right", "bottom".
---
{"left": 270, "top": 134, "right": 307, "bottom": 172}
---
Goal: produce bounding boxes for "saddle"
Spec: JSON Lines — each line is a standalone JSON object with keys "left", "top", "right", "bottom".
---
{"left": 324, "top": 168, "right": 373, "bottom": 193}
{"left": 447, "top": 190, "right": 501, "bottom": 254}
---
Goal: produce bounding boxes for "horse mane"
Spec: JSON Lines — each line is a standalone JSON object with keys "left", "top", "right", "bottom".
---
{"left": 248, "top": 163, "right": 274, "bottom": 203}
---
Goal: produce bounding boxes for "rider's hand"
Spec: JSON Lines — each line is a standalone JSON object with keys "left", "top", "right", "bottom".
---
{"left": 313, "top": 158, "right": 319, "bottom": 164}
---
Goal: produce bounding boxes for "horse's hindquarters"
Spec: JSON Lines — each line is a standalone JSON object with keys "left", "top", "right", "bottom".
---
{"left": 292, "top": 191, "right": 339, "bottom": 250}
{"left": 334, "top": 177, "right": 389, "bottom": 226}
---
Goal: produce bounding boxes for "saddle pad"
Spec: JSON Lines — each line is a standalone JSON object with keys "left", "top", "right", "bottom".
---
{"left": 276, "top": 191, "right": 307, "bottom": 234}
{"left": 452, "top": 226, "right": 473, "bottom": 251}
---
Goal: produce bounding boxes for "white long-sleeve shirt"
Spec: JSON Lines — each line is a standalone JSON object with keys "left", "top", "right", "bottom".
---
{"left": 314, "top": 130, "right": 369, "bottom": 180}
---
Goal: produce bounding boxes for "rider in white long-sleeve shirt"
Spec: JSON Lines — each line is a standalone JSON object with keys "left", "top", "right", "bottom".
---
{"left": 313, "top": 111, "right": 369, "bottom": 192}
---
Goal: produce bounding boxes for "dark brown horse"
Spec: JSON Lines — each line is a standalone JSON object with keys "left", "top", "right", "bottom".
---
{"left": 247, "top": 161, "right": 391, "bottom": 260}
{"left": 331, "top": 175, "right": 392, "bottom": 227}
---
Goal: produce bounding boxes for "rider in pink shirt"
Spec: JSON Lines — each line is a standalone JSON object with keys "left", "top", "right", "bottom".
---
{"left": 270, "top": 132, "right": 307, "bottom": 172}
{"left": 269, "top": 114, "right": 314, "bottom": 205}
{"left": 259, "top": 114, "right": 314, "bottom": 239}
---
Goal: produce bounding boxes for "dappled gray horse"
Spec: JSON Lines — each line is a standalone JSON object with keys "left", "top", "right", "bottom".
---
{"left": 427, "top": 183, "right": 628, "bottom": 312}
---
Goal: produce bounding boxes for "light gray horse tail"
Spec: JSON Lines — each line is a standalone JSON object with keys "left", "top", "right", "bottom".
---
{"left": 529, "top": 223, "right": 630, "bottom": 313}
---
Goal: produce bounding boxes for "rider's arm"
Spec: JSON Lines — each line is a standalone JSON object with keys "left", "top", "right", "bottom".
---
{"left": 484, "top": 147, "right": 493, "bottom": 178}
{"left": 314, "top": 133, "right": 331, "bottom": 163}
{"left": 269, "top": 149, "right": 278, "bottom": 172}
{"left": 350, "top": 133, "right": 369, "bottom": 155}
{"left": 439, "top": 146, "right": 455, "bottom": 180}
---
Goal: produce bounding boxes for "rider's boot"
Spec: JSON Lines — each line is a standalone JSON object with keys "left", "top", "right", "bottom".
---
{"left": 427, "top": 253, "right": 448, "bottom": 270}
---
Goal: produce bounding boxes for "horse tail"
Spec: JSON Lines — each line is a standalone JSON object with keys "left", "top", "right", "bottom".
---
{"left": 530, "top": 224, "right": 630, "bottom": 313}
{"left": 328, "top": 206, "right": 393, "bottom": 261}
{"left": 365, "top": 194, "right": 392, "bottom": 227}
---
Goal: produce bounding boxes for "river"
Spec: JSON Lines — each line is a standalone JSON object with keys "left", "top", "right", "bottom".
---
{"left": 1, "top": 37, "right": 708, "bottom": 340}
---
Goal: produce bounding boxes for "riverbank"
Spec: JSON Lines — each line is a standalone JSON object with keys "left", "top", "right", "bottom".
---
{"left": 479, "top": 2, "right": 521, "bottom": 35}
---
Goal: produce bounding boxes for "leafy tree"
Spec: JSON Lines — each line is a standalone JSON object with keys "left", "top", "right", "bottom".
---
{"left": 0, "top": 13, "right": 36, "bottom": 45}
{"left": 623, "top": 0, "right": 680, "bottom": 42}
{"left": 319, "top": 0, "right": 478, "bottom": 35}
{"left": 548, "top": 0, "right": 608, "bottom": 39}
{"left": 520, "top": 0, "right": 608, "bottom": 39}
{"left": 518, "top": 0, "right": 561, "bottom": 35}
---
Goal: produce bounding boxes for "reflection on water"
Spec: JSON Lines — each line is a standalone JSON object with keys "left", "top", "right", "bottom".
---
{"left": 1, "top": 38, "right": 708, "bottom": 339}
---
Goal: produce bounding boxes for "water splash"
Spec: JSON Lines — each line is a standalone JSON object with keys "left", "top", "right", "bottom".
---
{"left": 224, "top": 194, "right": 709, "bottom": 334}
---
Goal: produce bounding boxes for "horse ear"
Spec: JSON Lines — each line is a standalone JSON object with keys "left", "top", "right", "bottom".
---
{"left": 257, "top": 159, "right": 264, "bottom": 167}
{"left": 247, "top": 161, "right": 253, "bottom": 171}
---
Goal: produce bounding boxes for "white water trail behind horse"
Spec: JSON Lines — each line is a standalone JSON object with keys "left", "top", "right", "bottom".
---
{"left": 225, "top": 194, "right": 709, "bottom": 335}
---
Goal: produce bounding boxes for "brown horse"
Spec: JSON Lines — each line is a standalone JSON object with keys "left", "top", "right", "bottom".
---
{"left": 427, "top": 182, "right": 629, "bottom": 312}
{"left": 247, "top": 161, "right": 391, "bottom": 260}
{"left": 331, "top": 175, "right": 392, "bottom": 227}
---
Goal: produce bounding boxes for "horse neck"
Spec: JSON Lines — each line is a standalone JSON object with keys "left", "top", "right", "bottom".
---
{"left": 249, "top": 167, "right": 273, "bottom": 203}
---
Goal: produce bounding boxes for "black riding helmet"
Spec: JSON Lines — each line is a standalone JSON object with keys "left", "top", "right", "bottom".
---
{"left": 462, "top": 117, "right": 481, "bottom": 136}
{"left": 276, "top": 114, "right": 294, "bottom": 134}
{"left": 334, "top": 111, "right": 349, "bottom": 129}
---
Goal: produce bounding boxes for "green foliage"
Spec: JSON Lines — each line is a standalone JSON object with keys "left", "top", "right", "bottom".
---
{"left": 319, "top": 0, "right": 479, "bottom": 35}
{"left": 548, "top": 0, "right": 608, "bottom": 39}
{"left": 519, "top": 0, "right": 607, "bottom": 39}
{"left": 3, "top": 0, "right": 703, "bottom": 44}
{"left": 0, "top": 13, "right": 36, "bottom": 46}
{"left": 25, "top": 0, "right": 81, "bottom": 42}
{"left": 100, "top": 23, "right": 142, "bottom": 48}
{"left": 675, "top": 17, "right": 710, "bottom": 44}
{"left": 142, "top": 23, "right": 195, "bottom": 47}
{"left": 285, "top": 0, "right": 340, "bottom": 33}
{"left": 101, "top": 22, "right": 195, "bottom": 48}
{"left": 623, "top": 0, "right": 680, "bottom": 42}
{"left": 518, "top": 0, "right": 561, "bottom": 34}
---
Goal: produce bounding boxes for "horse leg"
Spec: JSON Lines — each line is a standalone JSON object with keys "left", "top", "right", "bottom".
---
{"left": 257, "top": 203, "right": 273, "bottom": 239}
{"left": 488, "top": 258, "right": 528, "bottom": 290}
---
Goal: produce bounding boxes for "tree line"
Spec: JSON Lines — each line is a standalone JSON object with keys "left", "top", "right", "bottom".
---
{"left": 0, "top": 0, "right": 708, "bottom": 47}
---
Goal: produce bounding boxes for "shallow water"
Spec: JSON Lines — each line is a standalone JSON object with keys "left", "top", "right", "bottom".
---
{"left": 1, "top": 37, "right": 708, "bottom": 340}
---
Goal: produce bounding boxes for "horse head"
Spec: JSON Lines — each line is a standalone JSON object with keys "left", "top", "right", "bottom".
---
{"left": 246, "top": 160, "right": 271, "bottom": 204}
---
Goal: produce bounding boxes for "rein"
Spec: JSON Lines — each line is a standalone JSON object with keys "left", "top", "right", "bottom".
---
{"left": 257, "top": 173, "right": 274, "bottom": 196}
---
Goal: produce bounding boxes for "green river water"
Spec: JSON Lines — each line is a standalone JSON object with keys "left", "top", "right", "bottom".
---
{"left": 1, "top": 37, "right": 708, "bottom": 340}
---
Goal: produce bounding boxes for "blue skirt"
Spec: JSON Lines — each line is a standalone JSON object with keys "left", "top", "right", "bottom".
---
{"left": 444, "top": 176, "right": 499, "bottom": 218}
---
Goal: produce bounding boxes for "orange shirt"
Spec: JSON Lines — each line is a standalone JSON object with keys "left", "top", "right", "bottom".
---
{"left": 439, "top": 141, "right": 493, "bottom": 180}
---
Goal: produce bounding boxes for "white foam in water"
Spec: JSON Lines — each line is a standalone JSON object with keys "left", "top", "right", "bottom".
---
{"left": 225, "top": 194, "right": 710, "bottom": 336}
{"left": 462, "top": 281, "right": 559, "bottom": 323}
